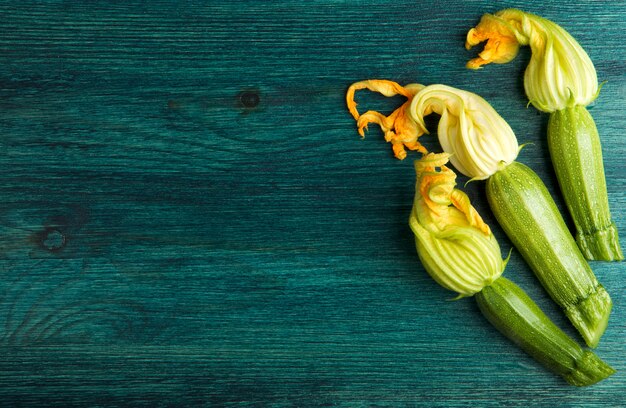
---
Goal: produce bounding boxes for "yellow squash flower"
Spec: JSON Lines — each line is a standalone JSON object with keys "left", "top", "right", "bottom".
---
{"left": 409, "top": 84, "right": 519, "bottom": 180}
{"left": 346, "top": 81, "right": 519, "bottom": 179}
{"left": 465, "top": 9, "right": 598, "bottom": 112}
{"left": 409, "top": 152, "right": 505, "bottom": 297}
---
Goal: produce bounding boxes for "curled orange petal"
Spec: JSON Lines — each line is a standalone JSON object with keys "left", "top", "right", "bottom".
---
{"left": 465, "top": 14, "right": 520, "bottom": 69}
{"left": 346, "top": 79, "right": 414, "bottom": 119}
{"left": 415, "top": 153, "right": 491, "bottom": 236}
{"left": 450, "top": 189, "right": 491, "bottom": 235}
{"left": 346, "top": 79, "right": 426, "bottom": 160}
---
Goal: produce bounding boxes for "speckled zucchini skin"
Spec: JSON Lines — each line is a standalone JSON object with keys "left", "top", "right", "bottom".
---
{"left": 476, "top": 277, "right": 614, "bottom": 386}
{"left": 548, "top": 106, "right": 623, "bottom": 261}
{"left": 486, "top": 161, "right": 611, "bottom": 348}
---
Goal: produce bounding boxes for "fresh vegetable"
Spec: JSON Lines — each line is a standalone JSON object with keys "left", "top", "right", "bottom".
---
{"left": 487, "top": 161, "right": 612, "bottom": 348}
{"left": 476, "top": 277, "right": 615, "bottom": 387}
{"left": 409, "top": 152, "right": 614, "bottom": 386}
{"left": 346, "top": 80, "right": 612, "bottom": 347}
{"left": 465, "top": 8, "right": 623, "bottom": 261}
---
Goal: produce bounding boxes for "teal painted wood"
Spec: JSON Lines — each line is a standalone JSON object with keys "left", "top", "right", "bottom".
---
{"left": 0, "top": 0, "right": 624, "bottom": 406}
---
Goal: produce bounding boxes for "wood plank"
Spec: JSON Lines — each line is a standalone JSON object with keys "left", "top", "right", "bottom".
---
{"left": 1, "top": 0, "right": 625, "bottom": 405}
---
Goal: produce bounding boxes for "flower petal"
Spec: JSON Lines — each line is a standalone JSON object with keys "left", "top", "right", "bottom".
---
{"left": 410, "top": 153, "right": 504, "bottom": 296}
{"left": 465, "top": 9, "right": 598, "bottom": 111}
{"left": 346, "top": 79, "right": 427, "bottom": 159}
{"left": 409, "top": 85, "right": 519, "bottom": 179}
{"left": 466, "top": 13, "right": 521, "bottom": 69}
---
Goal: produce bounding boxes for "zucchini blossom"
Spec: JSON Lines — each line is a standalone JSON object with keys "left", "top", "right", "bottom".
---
{"left": 465, "top": 9, "right": 597, "bottom": 112}
{"left": 409, "top": 84, "right": 519, "bottom": 180}
{"left": 409, "top": 152, "right": 504, "bottom": 297}
{"left": 345, "top": 80, "right": 519, "bottom": 180}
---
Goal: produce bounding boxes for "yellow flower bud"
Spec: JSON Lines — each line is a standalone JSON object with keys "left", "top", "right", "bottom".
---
{"left": 409, "top": 85, "right": 519, "bottom": 180}
{"left": 465, "top": 9, "right": 598, "bottom": 112}
{"left": 409, "top": 152, "right": 506, "bottom": 297}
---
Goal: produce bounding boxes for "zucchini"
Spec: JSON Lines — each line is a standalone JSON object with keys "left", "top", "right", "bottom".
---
{"left": 548, "top": 106, "right": 623, "bottom": 261}
{"left": 487, "top": 161, "right": 612, "bottom": 348}
{"left": 476, "top": 277, "right": 615, "bottom": 386}
{"left": 345, "top": 80, "right": 614, "bottom": 347}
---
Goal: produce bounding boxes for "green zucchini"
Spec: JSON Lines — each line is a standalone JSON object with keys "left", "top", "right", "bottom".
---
{"left": 476, "top": 277, "right": 615, "bottom": 387}
{"left": 487, "top": 161, "right": 612, "bottom": 348}
{"left": 548, "top": 106, "right": 623, "bottom": 261}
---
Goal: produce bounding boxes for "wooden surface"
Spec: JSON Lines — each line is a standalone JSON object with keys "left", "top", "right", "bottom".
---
{"left": 1, "top": 1, "right": 624, "bottom": 406}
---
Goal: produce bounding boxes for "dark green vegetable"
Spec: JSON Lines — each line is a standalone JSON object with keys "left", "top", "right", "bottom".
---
{"left": 548, "top": 106, "right": 623, "bottom": 261}
{"left": 487, "top": 162, "right": 612, "bottom": 348}
{"left": 476, "top": 277, "right": 615, "bottom": 387}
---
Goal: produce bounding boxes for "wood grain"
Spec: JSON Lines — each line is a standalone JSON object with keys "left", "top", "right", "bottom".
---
{"left": 1, "top": 0, "right": 625, "bottom": 406}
